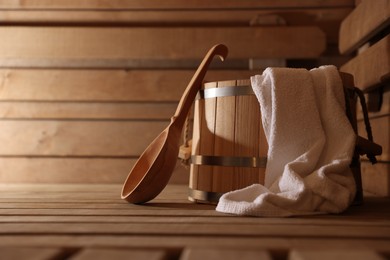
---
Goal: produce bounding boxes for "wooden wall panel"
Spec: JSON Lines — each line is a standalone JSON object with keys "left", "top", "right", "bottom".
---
{"left": 0, "top": 102, "right": 177, "bottom": 120}
{"left": 0, "top": 0, "right": 354, "bottom": 10}
{"left": 340, "top": 35, "right": 390, "bottom": 91}
{"left": 0, "top": 1, "right": 347, "bottom": 184}
{"left": 0, "top": 157, "right": 189, "bottom": 184}
{"left": 339, "top": 0, "right": 390, "bottom": 54}
{"left": 0, "top": 121, "right": 169, "bottom": 156}
{"left": 340, "top": 1, "right": 390, "bottom": 196}
{"left": 0, "top": 69, "right": 255, "bottom": 102}
{"left": 0, "top": 27, "right": 326, "bottom": 66}
{"left": 0, "top": 9, "right": 349, "bottom": 45}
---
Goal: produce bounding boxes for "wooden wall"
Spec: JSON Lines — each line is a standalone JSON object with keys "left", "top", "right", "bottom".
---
{"left": 0, "top": 0, "right": 354, "bottom": 184}
{"left": 339, "top": 0, "right": 390, "bottom": 196}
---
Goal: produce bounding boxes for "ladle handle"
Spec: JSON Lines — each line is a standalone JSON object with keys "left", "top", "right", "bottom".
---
{"left": 172, "top": 44, "right": 228, "bottom": 128}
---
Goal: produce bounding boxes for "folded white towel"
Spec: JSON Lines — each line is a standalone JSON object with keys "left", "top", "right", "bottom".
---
{"left": 216, "top": 66, "right": 356, "bottom": 217}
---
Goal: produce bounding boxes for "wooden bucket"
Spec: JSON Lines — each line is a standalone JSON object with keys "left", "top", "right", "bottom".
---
{"left": 189, "top": 79, "right": 268, "bottom": 204}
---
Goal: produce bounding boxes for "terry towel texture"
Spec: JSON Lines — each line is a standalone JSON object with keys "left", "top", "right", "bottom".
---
{"left": 216, "top": 65, "right": 356, "bottom": 217}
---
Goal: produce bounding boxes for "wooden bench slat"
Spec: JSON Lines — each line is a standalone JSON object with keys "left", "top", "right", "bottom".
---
{"left": 0, "top": 247, "right": 65, "bottom": 260}
{"left": 1, "top": 214, "right": 389, "bottom": 227}
{"left": 0, "top": 27, "right": 325, "bottom": 66}
{"left": 1, "top": 222, "right": 389, "bottom": 238}
{"left": 70, "top": 248, "right": 167, "bottom": 260}
{"left": 361, "top": 162, "right": 390, "bottom": 196}
{"left": 339, "top": 0, "right": 390, "bottom": 54}
{"left": 289, "top": 249, "right": 386, "bottom": 260}
{"left": 0, "top": 0, "right": 354, "bottom": 10}
{"left": 181, "top": 248, "right": 272, "bottom": 260}
{"left": 357, "top": 87, "right": 390, "bottom": 120}
{"left": 358, "top": 116, "right": 390, "bottom": 162}
{"left": 340, "top": 34, "right": 390, "bottom": 91}
{"left": 1, "top": 235, "right": 389, "bottom": 255}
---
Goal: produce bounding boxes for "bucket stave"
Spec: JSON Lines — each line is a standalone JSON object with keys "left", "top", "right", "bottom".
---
{"left": 189, "top": 79, "right": 268, "bottom": 203}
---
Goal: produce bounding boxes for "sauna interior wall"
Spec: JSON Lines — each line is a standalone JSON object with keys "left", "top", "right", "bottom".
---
{"left": 0, "top": 1, "right": 356, "bottom": 184}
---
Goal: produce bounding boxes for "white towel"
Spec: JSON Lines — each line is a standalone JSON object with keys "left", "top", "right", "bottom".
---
{"left": 216, "top": 66, "right": 356, "bottom": 217}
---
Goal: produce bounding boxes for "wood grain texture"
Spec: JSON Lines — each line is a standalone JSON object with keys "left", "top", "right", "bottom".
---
{"left": 0, "top": 120, "right": 167, "bottom": 156}
{"left": 0, "top": 247, "right": 65, "bottom": 260}
{"left": 361, "top": 162, "right": 390, "bottom": 196}
{"left": 0, "top": 102, "right": 177, "bottom": 120}
{"left": 234, "top": 79, "right": 264, "bottom": 188}
{"left": 339, "top": 0, "right": 390, "bottom": 54}
{"left": 0, "top": 0, "right": 354, "bottom": 10}
{"left": 0, "top": 9, "right": 349, "bottom": 44}
{"left": 358, "top": 116, "right": 389, "bottom": 162}
{"left": 340, "top": 35, "right": 390, "bottom": 91}
{"left": 181, "top": 248, "right": 272, "bottom": 260}
{"left": 70, "top": 248, "right": 167, "bottom": 260}
{"left": 289, "top": 249, "right": 386, "bottom": 260}
{"left": 0, "top": 69, "right": 254, "bottom": 102}
{"left": 0, "top": 157, "right": 189, "bottom": 184}
{"left": 357, "top": 87, "right": 390, "bottom": 120}
{"left": 213, "top": 80, "right": 236, "bottom": 193}
{"left": 0, "top": 184, "right": 389, "bottom": 258}
{"left": 193, "top": 82, "right": 217, "bottom": 192}
{"left": 0, "top": 27, "right": 326, "bottom": 66}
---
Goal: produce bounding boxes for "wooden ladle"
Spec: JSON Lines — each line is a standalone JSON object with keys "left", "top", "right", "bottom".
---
{"left": 121, "top": 44, "right": 228, "bottom": 203}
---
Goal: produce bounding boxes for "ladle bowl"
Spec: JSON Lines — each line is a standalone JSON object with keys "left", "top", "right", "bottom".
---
{"left": 121, "top": 44, "right": 228, "bottom": 203}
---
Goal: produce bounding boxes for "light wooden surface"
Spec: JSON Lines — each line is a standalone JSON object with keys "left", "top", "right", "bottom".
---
{"left": 190, "top": 79, "right": 265, "bottom": 198}
{"left": 0, "top": 0, "right": 354, "bottom": 10}
{"left": 340, "top": 35, "right": 390, "bottom": 91}
{"left": 0, "top": 157, "right": 189, "bottom": 184}
{"left": 0, "top": 1, "right": 350, "bottom": 186}
{"left": 0, "top": 27, "right": 325, "bottom": 66}
{"left": 339, "top": 1, "right": 390, "bottom": 197}
{"left": 0, "top": 9, "right": 349, "bottom": 45}
{"left": 339, "top": 0, "right": 390, "bottom": 54}
{"left": 0, "top": 184, "right": 389, "bottom": 260}
{"left": 0, "top": 69, "right": 255, "bottom": 102}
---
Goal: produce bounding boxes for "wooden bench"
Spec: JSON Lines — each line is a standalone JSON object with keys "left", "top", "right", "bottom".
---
{"left": 339, "top": 0, "right": 390, "bottom": 196}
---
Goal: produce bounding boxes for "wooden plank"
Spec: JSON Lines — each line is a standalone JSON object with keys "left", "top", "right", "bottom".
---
{"left": 0, "top": 27, "right": 326, "bottom": 67}
{"left": 0, "top": 9, "right": 349, "bottom": 45}
{"left": 0, "top": 236, "right": 390, "bottom": 254}
{"left": 361, "top": 162, "right": 390, "bottom": 196}
{"left": 193, "top": 82, "right": 217, "bottom": 193}
{"left": 0, "top": 236, "right": 389, "bottom": 254}
{"left": 340, "top": 35, "right": 390, "bottom": 91}
{"left": 0, "top": 222, "right": 389, "bottom": 238}
{"left": 0, "top": 120, "right": 168, "bottom": 156}
{"left": 213, "top": 80, "right": 236, "bottom": 193}
{"left": 0, "top": 102, "right": 177, "bottom": 120}
{"left": 0, "top": 9, "right": 349, "bottom": 44}
{"left": 339, "top": 0, "right": 390, "bottom": 54}
{"left": 0, "top": 158, "right": 189, "bottom": 184}
{"left": 290, "top": 249, "right": 386, "bottom": 260}
{"left": 0, "top": 69, "right": 254, "bottom": 102}
{"left": 0, "top": 0, "right": 354, "bottom": 10}
{"left": 358, "top": 116, "right": 389, "bottom": 162}
{"left": 357, "top": 86, "right": 390, "bottom": 120}
{"left": 181, "top": 248, "right": 272, "bottom": 260}
{"left": 0, "top": 247, "right": 65, "bottom": 260}
{"left": 1, "top": 214, "right": 389, "bottom": 227}
{"left": 0, "top": 9, "right": 352, "bottom": 25}
{"left": 0, "top": 157, "right": 132, "bottom": 183}
{"left": 234, "top": 79, "right": 263, "bottom": 188}
{"left": 70, "top": 248, "right": 167, "bottom": 260}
